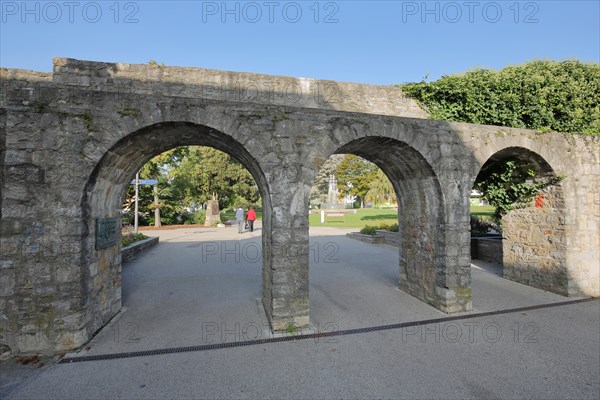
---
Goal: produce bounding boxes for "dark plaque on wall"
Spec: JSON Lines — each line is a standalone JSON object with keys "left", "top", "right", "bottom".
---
{"left": 96, "top": 218, "right": 117, "bottom": 250}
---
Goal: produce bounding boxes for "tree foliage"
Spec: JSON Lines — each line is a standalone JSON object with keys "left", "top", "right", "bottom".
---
{"left": 124, "top": 146, "right": 259, "bottom": 226}
{"left": 366, "top": 169, "right": 395, "bottom": 207}
{"left": 400, "top": 60, "right": 600, "bottom": 135}
{"left": 310, "top": 155, "right": 395, "bottom": 209}
{"left": 335, "top": 155, "right": 378, "bottom": 208}
{"left": 170, "top": 147, "right": 259, "bottom": 210}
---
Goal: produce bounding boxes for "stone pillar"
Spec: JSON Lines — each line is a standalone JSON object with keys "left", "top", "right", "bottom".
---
{"left": 262, "top": 162, "right": 310, "bottom": 331}
{"left": 563, "top": 169, "right": 600, "bottom": 298}
{"left": 396, "top": 177, "right": 472, "bottom": 313}
{"left": 437, "top": 180, "right": 473, "bottom": 313}
{"left": 0, "top": 173, "right": 91, "bottom": 354}
{"left": 397, "top": 160, "right": 473, "bottom": 314}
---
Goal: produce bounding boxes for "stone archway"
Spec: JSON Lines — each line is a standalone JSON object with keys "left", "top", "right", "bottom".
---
{"left": 331, "top": 137, "right": 468, "bottom": 313}
{"left": 473, "top": 146, "right": 568, "bottom": 295}
{"left": 80, "top": 121, "right": 273, "bottom": 338}
{"left": 2, "top": 59, "right": 598, "bottom": 356}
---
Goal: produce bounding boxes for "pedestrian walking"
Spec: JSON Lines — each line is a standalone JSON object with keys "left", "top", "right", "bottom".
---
{"left": 246, "top": 206, "right": 257, "bottom": 232}
{"left": 236, "top": 205, "right": 245, "bottom": 234}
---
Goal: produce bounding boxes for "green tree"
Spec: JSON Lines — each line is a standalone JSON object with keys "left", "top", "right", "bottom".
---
{"left": 399, "top": 60, "right": 600, "bottom": 135}
{"left": 123, "top": 146, "right": 260, "bottom": 226}
{"left": 170, "top": 147, "right": 259, "bottom": 210}
{"left": 310, "top": 154, "right": 344, "bottom": 207}
{"left": 335, "top": 155, "right": 378, "bottom": 208}
{"left": 139, "top": 148, "right": 187, "bottom": 227}
{"left": 123, "top": 148, "right": 187, "bottom": 226}
{"left": 366, "top": 169, "right": 396, "bottom": 207}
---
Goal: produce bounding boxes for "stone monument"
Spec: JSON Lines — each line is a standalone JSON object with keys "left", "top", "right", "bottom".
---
{"left": 323, "top": 174, "right": 344, "bottom": 209}
{"left": 204, "top": 193, "right": 221, "bottom": 226}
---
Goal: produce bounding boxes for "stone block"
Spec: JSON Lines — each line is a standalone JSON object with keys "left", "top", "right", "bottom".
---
{"left": 5, "top": 164, "right": 45, "bottom": 183}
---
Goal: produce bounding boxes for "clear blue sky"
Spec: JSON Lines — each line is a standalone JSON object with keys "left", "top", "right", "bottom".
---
{"left": 1, "top": 1, "right": 598, "bottom": 84}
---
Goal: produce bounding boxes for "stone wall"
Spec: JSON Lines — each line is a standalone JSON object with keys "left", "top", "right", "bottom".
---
{"left": 50, "top": 58, "right": 429, "bottom": 119}
{"left": 346, "top": 232, "right": 386, "bottom": 245}
{"left": 121, "top": 237, "right": 159, "bottom": 264}
{"left": 471, "top": 237, "right": 503, "bottom": 264}
{"left": 376, "top": 230, "right": 402, "bottom": 247}
{"left": 503, "top": 186, "right": 568, "bottom": 295}
{"left": 466, "top": 134, "right": 600, "bottom": 297}
{"left": 1, "top": 58, "right": 599, "bottom": 355}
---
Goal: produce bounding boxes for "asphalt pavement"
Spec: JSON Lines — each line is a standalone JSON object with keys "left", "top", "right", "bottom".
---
{"left": 2, "top": 225, "right": 599, "bottom": 399}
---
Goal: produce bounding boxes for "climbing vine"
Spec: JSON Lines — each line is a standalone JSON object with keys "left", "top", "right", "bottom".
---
{"left": 399, "top": 60, "right": 600, "bottom": 136}
{"left": 474, "top": 159, "right": 563, "bottom": 224}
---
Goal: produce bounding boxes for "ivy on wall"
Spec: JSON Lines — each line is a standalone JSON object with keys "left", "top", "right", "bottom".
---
{"left": 399, "top": 60, "right": 600, "bottom": 136}
{"left": 474, "top": 159, "right": 563, "bottom": 224}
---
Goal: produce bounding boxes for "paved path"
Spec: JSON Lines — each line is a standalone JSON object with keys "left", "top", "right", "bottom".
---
{"left": 3, "top": 225, "right": 599, "bottom": 399}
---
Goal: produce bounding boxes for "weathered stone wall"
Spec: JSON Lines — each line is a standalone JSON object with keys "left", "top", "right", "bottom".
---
{"left": 503, "top": 185, "right": 568, "bottom": 294}
{"left": 471, "top": 237, "right": 503, "bottom": 264}
{"left": 466, "top": 134, "right": 600, "bottom": 297}
{"left": 50, "top": 58, "right": 429, "bottom": 119}
{"left": 1, "top": 58, "right": 598, "bottom": 355}
{"left": 376, "top": 230, "right": 401, "bottom": 247}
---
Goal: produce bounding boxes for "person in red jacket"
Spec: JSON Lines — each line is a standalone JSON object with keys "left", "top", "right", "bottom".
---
{"left": 246, "top": 206, "right": 257, "bottom": 232}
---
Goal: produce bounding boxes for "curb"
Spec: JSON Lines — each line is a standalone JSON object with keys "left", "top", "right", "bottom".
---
{"left": 122, "top": 237, "right": 159, "bottom": 263}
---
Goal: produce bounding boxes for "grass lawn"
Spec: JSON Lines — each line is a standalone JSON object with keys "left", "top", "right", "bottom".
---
{"left": 307, "top": 206, "right": 496, "bottom": 229}
{"left": 308, "top": 209, "right": 398, "bottom": 228}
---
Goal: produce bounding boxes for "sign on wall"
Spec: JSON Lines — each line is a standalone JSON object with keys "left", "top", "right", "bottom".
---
{"left": 96, "top": 217, "right": 118, "bottom": 250}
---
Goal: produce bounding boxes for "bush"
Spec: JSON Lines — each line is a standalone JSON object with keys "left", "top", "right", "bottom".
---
{"left": 385, "top": 223, "right": 399, "bottom": 232}
{"left": 360, "top": 225, "right": 378, "bottom": 235}
{"left": 475, "top": 159, "right": 563, "bottom": 224}
{"left": 193, "top": 210, "right": 206, "bottom": 225}
{"left": 360, "top": 223, "right": 399, "bottom": 235}
{"left": 371, "top": 223, "right": 399, "bottom": 232}
{"left": 230, "top": 196, "right": 250, "bottom": 210}
{"left": 122, "top": 233, "right": 148, "bottom": 247}
{"left": 400, "top": 60, "right": 600, "bottom": 135}
{"left": 176, "top": 211, "right": 195, "bottom": 225}
{"left": 377, "top": 223, "right": 390, "bottom": 231}
{"left": 470, "top": 216, "right": 501, "bottom": 236}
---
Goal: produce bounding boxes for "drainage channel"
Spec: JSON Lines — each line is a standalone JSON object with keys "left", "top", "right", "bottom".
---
{"left": 60, "top": 297, "right": 598, "bottom": 363}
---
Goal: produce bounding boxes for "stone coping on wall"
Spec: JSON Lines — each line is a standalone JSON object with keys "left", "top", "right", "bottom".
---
{"left": 3, "top": 57, "right": 430, "bottom": 119}
{"left": 375, "top": 230, "right": 401, "bottom": 246}
{"left": 121, "top": 236, "right": 159, "bottom": 263}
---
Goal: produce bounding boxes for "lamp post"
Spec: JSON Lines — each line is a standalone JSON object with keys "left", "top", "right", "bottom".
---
{"left": 134, "top": 173, "right": 139, "bottom": 234}
{"left": 130, "top": 174, "right": 158, "bottom": 234}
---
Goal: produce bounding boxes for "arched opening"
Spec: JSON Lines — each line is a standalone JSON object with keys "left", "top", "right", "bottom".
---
{"left": 471, "top": 146, "right": 568, "bottom": 296}
{"left": 307, "top": 153, "right": 401, "bottom": 328}
{"left": 79, "top": 122, "right": 272, "bottom": 342}
{"left": 336, "top": 137, "right": 446, "bottom": 306}
{"left": 307, "top": 136, "right": 458, "bottom": 327}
